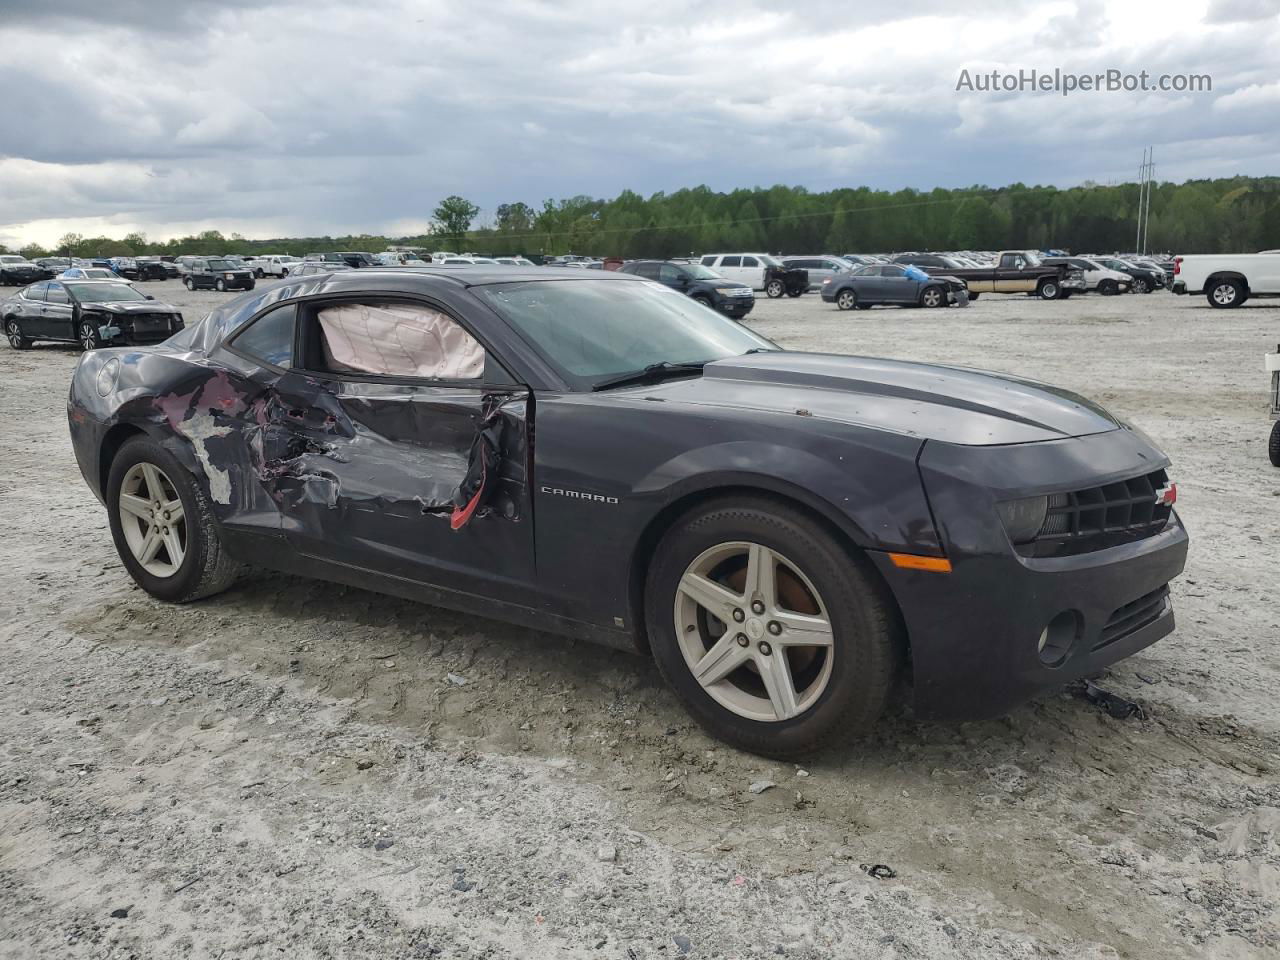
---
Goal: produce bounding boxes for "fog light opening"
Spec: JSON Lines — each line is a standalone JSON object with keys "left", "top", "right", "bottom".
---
{"left": 1038, "top": 610, "right": 1080, "bottom": 667}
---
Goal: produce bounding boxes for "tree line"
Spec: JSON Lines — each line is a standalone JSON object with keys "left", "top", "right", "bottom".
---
{"left": 6, "top": 176, "right": 1278, "bottom": 261}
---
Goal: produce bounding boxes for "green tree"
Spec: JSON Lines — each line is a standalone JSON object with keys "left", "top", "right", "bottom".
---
{"left": 433, "top": 196, "right": 480, "bottom": 250}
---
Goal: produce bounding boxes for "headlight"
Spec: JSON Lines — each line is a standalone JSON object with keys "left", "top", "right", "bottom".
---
{"left": 995, "top": 496, "right": 1048, "bottom": 544}
{"left": 225, "top": 273, "right": 235, "bottom": 279}
{"left": 822, "top": 277, "right": 832, "bottom": 284}
{"left": 96, "top": 357, "right": 120, "bottom": 397}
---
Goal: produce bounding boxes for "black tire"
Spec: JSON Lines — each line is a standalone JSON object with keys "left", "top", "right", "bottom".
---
{"left": 644, "top": 496, "right": 901, "bottom": 758}
{"left": 1038, "top": 278, "right": 1062, "bottom": 300}
{"left": 1207, "top": 279, "right": 1244, "bottom": 309}
{"left": 835, "top": 288, "right": 857, "bottom": 311}
{"left": 254, "top": 268, "right": 264, "bottom": 279}
{"left": 5, "top": 317, "right": 30, "bottom": 350}
{"left": 215, "top": 278, "right": 227, "bottom": 292}
{"left": 79, "top": 320, "right": 101, "bottom": 352}
{"left": 786, "top": 289, "right": 803, "bottom": 298}
{"left": 106, "top": 436, "right": 241, "bottom": 603}
{"left": 765, "top": 279, "right": 785, "bottom": 299}
{"left": 1269, "top": 421, "right": 1280, "bottom": 468}
{"left": 692, "top": 295, "right": 713, "bottom": 310}
{"left": 183, "top": 277, "right": 194, "bottom": 290}
{"left": 968, "top": 292, "right": 979, "bottom": 300}
{"left": 920, "top": 285, "right": 945, "bottom": 308}
{"left": 1098, "top": 279, "right": 1118, "bottom": 296}
{"left": 280, "top": 269, "right": 289, "bottom": 278}
{"left": 246, "top": 281, "right": 256, "bottom": 291}
{"left": 1133, "top": 278, "right": 1150, "bottom": 294}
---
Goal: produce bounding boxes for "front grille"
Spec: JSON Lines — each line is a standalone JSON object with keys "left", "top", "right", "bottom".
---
{"left": 1095, "top": 585, "right": 1170, "bottom": 650}
{"left": 1035, "top": 468, "right": 1172, "bottom": 553}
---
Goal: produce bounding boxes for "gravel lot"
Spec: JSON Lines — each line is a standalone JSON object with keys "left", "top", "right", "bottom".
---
{"left": 1, "top": 279, "right": 1278, "bottom": 959}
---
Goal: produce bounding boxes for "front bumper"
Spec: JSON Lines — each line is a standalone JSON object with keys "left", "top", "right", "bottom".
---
{"left": 719, "top": 299, "right": 755, "bottom": 318}
{"left": 1063, "top": 277, "right": 1087, "bottom": 290}
{"left": 875, "top": 427, "right": 1189, "bottom": 720}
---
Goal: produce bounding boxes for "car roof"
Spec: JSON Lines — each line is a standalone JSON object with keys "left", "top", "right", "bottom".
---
{"left": 375, "top": 266, "right": 643, "bottom": 287}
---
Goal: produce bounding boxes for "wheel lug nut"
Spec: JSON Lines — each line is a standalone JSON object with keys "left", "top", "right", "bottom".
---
{"left": 758, "top": 641, "right": 772, "bottom": 656}
{"left": 732, "top": 609, "right": 745, "bottom": 622}
{"left": 735, "top": 634, "right": 749, "bottom": 647}
{"left": 767, "top": 621, "right": 782, "bottom": 636}
{"left": 751, "top": 600, "right": 765, "bottom": 615}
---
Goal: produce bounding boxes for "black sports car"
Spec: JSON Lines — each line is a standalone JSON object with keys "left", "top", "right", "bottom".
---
{"left": 66, "top": 268, "right": 1188, "bottom": 756}
{"left": 0, "top": 255, "right": 50, "bottom": 285}
{"left": 4, "top": 279, "right": 183, "bottom": 350}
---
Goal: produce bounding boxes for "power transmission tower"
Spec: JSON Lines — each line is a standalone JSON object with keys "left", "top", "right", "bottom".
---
{"left": 1135, "top": 147, "right": 1155, "bottom": 254}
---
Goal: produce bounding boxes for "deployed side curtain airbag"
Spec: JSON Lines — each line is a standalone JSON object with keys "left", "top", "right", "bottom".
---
{"left": 317, "top": 302, "right": 485, "bottom": 379}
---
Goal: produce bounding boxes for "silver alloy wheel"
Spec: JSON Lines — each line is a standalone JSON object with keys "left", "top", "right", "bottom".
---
{"left": 766, "top": 279, "right": 784, "bottom": 298}
{"left": 837, "top": 290, "right": 856, "bottom": 310}
{"left": 1212, "top": 283, "right": 1237, "bottom": 305}
{"left": 1134, "top": 278, "right": 1149, "bottom": 293}
{"left": 118, "top": 462, "right": 187, "bottom": 578}
{"left": 674, "top": 541, "right": 835, "bottom": 722}
{"left": 80, "top": 323, "right": 97, "bottom": 351}
{"left": 1041, "top": 281, "right": 1059, "bottom": 299}
{"left": 922, "top": 287, "right": 942, "bottom": 307}
{"left": 6, "top": 320, "right": 23, "bottom": 348}
{"left": 215, "top": 278, "right": 226, "bottom": 292}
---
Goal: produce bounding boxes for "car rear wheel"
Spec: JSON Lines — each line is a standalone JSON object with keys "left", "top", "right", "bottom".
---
{"left": 835, "top": 289, "right": 857, "bottom": 311}
{"left": 921, "top": 286, "right": 944, "bottom": 308}
{"left": 1038, "top": 279, "right": 1061, "bottom": 300}
{"left": 1208, "top": 280, "right": 1244, "bottom": 308}
{"left": 107, "top": 436, "right": 240, "bottom": 603}
{"left": 1269, "top": 421, "right": 1280, "bottom": 468}
{"left": 280, "top": 268, "right": 289, "bottom": 278}
{"left": 254, "top": 268, "right": 264, "bottom": 279}
{"left": 645, "top": 497, "right": 900, "bottom": 758}
{"left": 79, "top": 321, "right": 100, "bottom": 352}
{"left": 5, "top": 318, "right": 30, "bottom": 350}
{"left": 183, "top": 277, "right": 194, "bottom": 290}
{"left": 765, "top": 279, "right": 784, "bottom": 298}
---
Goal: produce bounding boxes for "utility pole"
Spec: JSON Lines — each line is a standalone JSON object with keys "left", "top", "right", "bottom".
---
{"left": 1135, "top": 147, "right": 1155, "bottom": 255}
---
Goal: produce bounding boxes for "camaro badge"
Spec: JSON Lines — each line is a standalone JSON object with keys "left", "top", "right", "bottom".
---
{"left": 541, "top": 486, "right": 619, "bottom": 504}
{"left": 1154, "top": 482, "right": 1177, "bottom": 507}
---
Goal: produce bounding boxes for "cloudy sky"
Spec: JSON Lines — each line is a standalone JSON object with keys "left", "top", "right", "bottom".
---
{"left": 2, "top": 0, "right": 1278, "bottom": 247}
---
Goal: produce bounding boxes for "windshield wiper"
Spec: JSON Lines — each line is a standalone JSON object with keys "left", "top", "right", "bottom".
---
{"left": 591, "top": 361, "right": 708, "bottom": 392}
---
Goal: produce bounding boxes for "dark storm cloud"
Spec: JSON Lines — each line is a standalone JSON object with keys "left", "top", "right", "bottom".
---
{"left": 0, "top": 0, "right": 1276, "bottom": 246}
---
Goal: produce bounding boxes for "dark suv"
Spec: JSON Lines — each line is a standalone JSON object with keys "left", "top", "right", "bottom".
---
{"left": 183, "top": 257, "right": 255, "bottom": 292}
{"left": 308, "top": 252, "right": 381, "bottom": 269}
{"left": 618, "top": 260, "right": 755, "bottom": 319}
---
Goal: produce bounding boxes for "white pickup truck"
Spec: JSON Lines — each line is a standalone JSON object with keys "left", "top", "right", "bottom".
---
{"left": 246, "top": 255, "right": 302, "bottom": 278}
{"left": 1172, "top": 251, "right": 1280, "bottom": 308}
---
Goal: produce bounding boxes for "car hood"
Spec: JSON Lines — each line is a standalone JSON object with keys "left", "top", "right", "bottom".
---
{"left": 85, "top": 300, "right": 178, "bottom": 315}
{"left": 628, "top": 351, "right": 1121, "bottom": 446}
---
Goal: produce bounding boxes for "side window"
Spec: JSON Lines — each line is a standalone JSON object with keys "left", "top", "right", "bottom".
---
{"left": 720, "top": 256, "right": 742, "bottom": 268}
{"left": 230, "top": 303, "right": 296, "bottom": 368}
{"left": 700, "top": 256, "right": 716, "bottom": 266}
{"left": 634, "top": 262, "right": 659, "bottom": 280}
{"left": 882, "top": 265, "right": 907, "bottom": 278}
{"left": 857, "top": 265, "right": 881, "bottom": 277}
{"left": 741, "top": 256, "right": 758, "bottom": 267}
{"left": 310, "top": 301, "right": 485, "bottom": 380}
{"left": 46, "top": 283, "right": 69, "bottom": 305}
{"left": 657, "top": 264, "right": 685, "bottom": 284}
{"left": 24, "top": 282, "right": 48, "bottom": 301}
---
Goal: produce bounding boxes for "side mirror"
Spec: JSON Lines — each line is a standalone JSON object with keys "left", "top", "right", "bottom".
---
{"left": 144, "top": 294, "right": 155, "bottom": 300}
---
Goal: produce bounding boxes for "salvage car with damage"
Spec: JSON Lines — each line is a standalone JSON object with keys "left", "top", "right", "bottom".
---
{"left": 6, "top": 279, "right": 183, "bottom": 350}
{"left": 67, "top": 267, "right": 1188, "bottom": 757}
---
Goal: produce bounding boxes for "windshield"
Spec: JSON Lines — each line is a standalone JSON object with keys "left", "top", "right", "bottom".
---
{"left": 67, "top": 283, "right": 147, "bottom": 303}
{"left": 759, "top": 255, "right": 783, "bottom": 268}
{"left": 474, "top": 279, "right": 773, "bottom": 386}
{"left": 206, "top": 259, "right": 235, "bottom": 270}
{"left": 0, "top": 256, "right": 28, "bottom": 264}
{"left": 1021, "top": 250, "right": 1043, "bottom": 267}
{"left": 684, "top": 264, "right": 723, "bottom": 280}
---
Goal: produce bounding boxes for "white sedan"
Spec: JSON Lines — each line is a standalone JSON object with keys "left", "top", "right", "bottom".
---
{"left": 58, "top": 267, "right": 129, "bottom": 282}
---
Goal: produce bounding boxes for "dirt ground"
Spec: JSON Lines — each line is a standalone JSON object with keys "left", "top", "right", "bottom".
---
{"left": 1, "top": 279, "right": 1278, "bottom": 960}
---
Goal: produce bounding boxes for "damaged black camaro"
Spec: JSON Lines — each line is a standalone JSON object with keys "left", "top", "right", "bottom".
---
{"left": 67, "top": 267, "right": 1189, "bottom": 756}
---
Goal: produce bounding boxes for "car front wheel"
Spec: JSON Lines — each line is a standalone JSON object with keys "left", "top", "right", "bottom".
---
{"left": 835, "top": 289, "right": 857, "bottom": 311}
{"left": 645, "top": 497, "right": 900, "bottom": 757}
{"left": 1270, "top": 421, "right": 1280, "bottom": 467}
{"left": 79, "top": 321, "right": 100, "bottom": 352}
{"left": 1133, "top": 278, "right": 1150, "bottom": 293}
{"left": 5, "top": 318, "right": 30, "bottom": 349}
{"left": 215, "top": 278, "right": 227, "bottom": 292}
{"left": 107, "top": 436, "right": 240, "bottom": 603}
{"left": 921, "top": 286, "right": 944, "bottom": 307}
{"left": 765, "top": 279, "right": 784, "bottom": 298}
{"left": 1039, "top": 279, "right": 1061, "bottom": 300}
